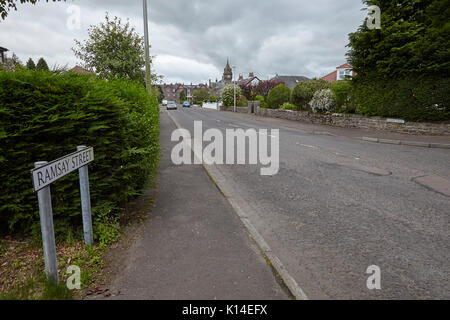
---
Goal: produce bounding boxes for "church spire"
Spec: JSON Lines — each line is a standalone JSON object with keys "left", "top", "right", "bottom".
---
{"left": 223, "top": 59, "right": 233, "bottom": 83}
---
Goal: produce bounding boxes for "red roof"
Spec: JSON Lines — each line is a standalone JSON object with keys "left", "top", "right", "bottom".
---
{"left": 336, "top": 63, "right": 352, "bottom": 69}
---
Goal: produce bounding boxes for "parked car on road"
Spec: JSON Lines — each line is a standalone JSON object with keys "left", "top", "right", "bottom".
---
{"left": 162, "top": 99, "right": 168, "bottom": 106}
{"left": 166, "top": 101, "right": 177, "bottom": 110}
{"left": 182, "top": 101, "right": 191, "bottom": 108}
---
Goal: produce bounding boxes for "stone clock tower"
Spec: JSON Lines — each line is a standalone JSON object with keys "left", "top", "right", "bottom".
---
{"left": 223, "top": 59, "right": 233, "bottom": 84}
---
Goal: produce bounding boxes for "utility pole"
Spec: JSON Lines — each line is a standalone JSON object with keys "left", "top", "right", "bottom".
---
{"left": 233, "top": 66, "right": 236, "bottom": 113}
{"left": 143, "top": 0, "right": 151, "bottom": 94}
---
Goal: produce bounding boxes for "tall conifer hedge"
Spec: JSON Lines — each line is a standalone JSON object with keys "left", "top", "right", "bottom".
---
{"left": 0, "top": 70, "right": 160, "bottom": 234}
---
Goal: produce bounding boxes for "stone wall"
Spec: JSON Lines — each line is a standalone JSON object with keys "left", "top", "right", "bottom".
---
{"left": 220, "top": 105, "right": 249, "bottom": 114}
{"left": 254, "top": 108, "right": 450, "bottom": 136}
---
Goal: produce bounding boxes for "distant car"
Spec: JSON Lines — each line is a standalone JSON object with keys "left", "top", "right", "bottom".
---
{"left": 182, "top": 101, "right": 191, "bottom": 108}
{"left": 166, "top": 101, "right": 177, "bottom": 110}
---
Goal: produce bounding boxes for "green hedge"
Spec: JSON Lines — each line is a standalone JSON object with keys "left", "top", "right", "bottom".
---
{"left": 0, "top": 70, "right": 160, "bottom": 234}
{"left": 353, "top": 75, "right": 450, "bottom": 121}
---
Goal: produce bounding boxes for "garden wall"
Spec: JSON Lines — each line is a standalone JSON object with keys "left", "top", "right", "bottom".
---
{"left": 255, "top": 108, "right": 450, "bottom": 135}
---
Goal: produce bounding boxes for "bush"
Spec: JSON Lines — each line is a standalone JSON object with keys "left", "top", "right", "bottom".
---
{"left": 254, "top": 95, "right": 268, "bottom": 109}
{"left": 0, "top": 69, "right": 160, "bottom": 234}
{"left": 267, "top": 84, "right": 291, "bottom": 109}
{"left": 291, "top": 79, "right": 330, "bottom": 110}
{"left": 353, "top": 74, "right": 450, "bottom": 121}
{"left": 331, "top": 80, "right": 356, "bottom": 113}
{"left": 221, "top": 84, "right": 241, "bottom": 107}
{"left": 238, "top": 96, "right": 248, "bottom": 108}
{"left": 192, "top": 88, "right": 210, "bottom": 104}
{"left": 280, "top": 103, "right": 297, "bottom": 111}
{"left": 309, "top": 89, "right": 336, "bottom": 113}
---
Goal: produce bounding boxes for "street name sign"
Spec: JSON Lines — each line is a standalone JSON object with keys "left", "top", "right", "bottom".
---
{"left": 387, "top": 118, "right": 405, "bottom": 124}
{"left": 31, "top": 147, "right": 94, "bottom": 192}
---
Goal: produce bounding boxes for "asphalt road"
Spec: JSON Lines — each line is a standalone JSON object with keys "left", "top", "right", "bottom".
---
{"left": 168, "top": 105, "right": 450, "bottom": 300}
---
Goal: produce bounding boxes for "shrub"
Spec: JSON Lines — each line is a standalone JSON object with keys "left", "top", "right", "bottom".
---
{"left": 238, "top": 96, "right": 248, "bottom": 108}
{"left": 309, "top": 89, "right": 336, "bottom": 113}
{"left": 0, "top": 69, "right": 160, "bottom": 234}
{"left": 267, "top": 84, "right": 291, "bottom": 109}
{"left": 353, "top": 74, "right": 450, "bottom": 121}
{"left": 221, "top": 84, "right": 241, "bottom": 107}
{"left": 280, "top": 103, "right": 297, "bottom": 111}
{"left": 331, "top": 80, "right": 356, "bottom": 113}
{"left": 291, "top": 79, "right": 330, "bottom": 110}
{"left": 254, "top": 95, "right": 268, "bottom": 109}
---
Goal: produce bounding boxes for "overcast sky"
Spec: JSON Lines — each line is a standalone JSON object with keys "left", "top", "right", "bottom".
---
{"left": 0, "top": 0, "right": 367, "bottom": 84}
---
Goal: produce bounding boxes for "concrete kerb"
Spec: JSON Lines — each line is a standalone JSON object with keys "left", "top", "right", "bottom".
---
{"left": 165, "top": 110, "right": 309, "bottom": 301}
{"left": 361, "top": 137, "right": 450, "bottom": 149}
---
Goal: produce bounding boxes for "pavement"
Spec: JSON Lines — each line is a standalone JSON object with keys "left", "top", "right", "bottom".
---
{"left": 95, "top": 110, "right": 288, "bottom": 300}
{"left": 166, "top": 106, "right": 450, "bottom": 300}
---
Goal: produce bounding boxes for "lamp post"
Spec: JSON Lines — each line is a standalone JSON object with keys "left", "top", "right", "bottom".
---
{"left": 233, "top": 66, "right": 236, "bottom": 113}
{"left": 143, "top": 0, "right": 151, "bottom": 94}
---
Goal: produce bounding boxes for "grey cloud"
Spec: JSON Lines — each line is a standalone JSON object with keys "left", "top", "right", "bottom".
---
{"left": 1, "top": 0, "right": 367, "bottom": 83}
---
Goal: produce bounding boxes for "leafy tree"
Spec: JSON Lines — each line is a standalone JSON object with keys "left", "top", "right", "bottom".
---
{"left": 192, "top": 88, "right": 210, "bottom": 104}
{"left": 291, "top": 79, "right": 330, "bottom": 110}
{"left": 73, "top": 13, "right": 153, "bottom": 83}
{"left": 0, "top": 0, "right": 64, "bottom": 20}
{"left": 348, "top": 0, "right": 450, "bottom": 78}
{"left": 36, "top": 57, "right": 49, "bottom": 71}
{"left": 221, "top": 84, "right": 241, "bottom": 107}
{"left": 267, "top": 84, "right": 291, "bottom": 109}
{"left": 347, "top": 0, "right": 450, "bottom": 121}
{"left": 253, "top": 79, "right": 284, "bottom": 98}
{"left": 26, "top": 58, "right": 36, "bottom": 70}
{"left": 179, "top": 90, "right": 187, "bottom": 102}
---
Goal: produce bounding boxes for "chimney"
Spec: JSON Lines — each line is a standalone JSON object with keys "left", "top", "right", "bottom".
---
{"left": 238, "top": 74, "right": 243, "bottom": 81}
{"left": 249, "top": 72, "right": 254, "bottom": 78}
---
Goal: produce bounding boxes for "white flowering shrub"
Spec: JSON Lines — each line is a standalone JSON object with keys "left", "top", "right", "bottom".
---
{"left": 221, "top": 84, "right": 241, "bottom": 107}
{"left": 309, "top": 88, "right": 337, "bottom": 113}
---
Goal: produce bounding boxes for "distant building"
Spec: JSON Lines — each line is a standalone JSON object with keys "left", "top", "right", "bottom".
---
{"left": 0, "top": 46, "right": 8, "bottom": 64}
{"left": 321, "top": 63, "right": 355, "bottom": 82}
{"left": 70, "top": 65, "right": 96, "bottom": 75}
{"left": 208, "top": 59, "right": 235, "bottom": 97}
{"left": 270, "top": 75, "right": 309, "bottom": 89}
{"left": 160, "top": 83, "right": 208, "bottom": 102}
{"left": 237, "top": 72, "right": 262, "bottom": 88}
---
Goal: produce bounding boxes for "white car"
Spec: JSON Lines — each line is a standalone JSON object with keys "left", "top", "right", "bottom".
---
{"left": 162, "top": 100, "right": 168, "bottom": 106}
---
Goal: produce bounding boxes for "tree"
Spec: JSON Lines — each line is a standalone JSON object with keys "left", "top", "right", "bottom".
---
{"left": 221, "top": 84, "right": 241, "bottom": 107}
{"left": 267, "top": 84, "right": 291, "bottom": 109}
{"left": 291, "top": 79, "right": 330, "bottom": 110}
{"left": 347, "top": 0, "right": 450, "bottom": 78}
{"left": 0, "top": 0, "right": 64, "bottom": 20}
{"left": 347, "top": 0, "right": 450, "bottom": 121}
{"left": 26, "top": 58, "right": 36, "bottom": 70}
{"left": 179, "top": 90, "right": 187, "bottom": 103}
{"left": 36, "top": 57, "right": 49, "bottom": 71}
{"left": 73, "top": 13, "right": 152, "bottom": 83}
{"left": 192, "top": 88, "right": 210, "bottom": 104}
{"left": 253, "top": 79, "right": 284, "bottom": 99}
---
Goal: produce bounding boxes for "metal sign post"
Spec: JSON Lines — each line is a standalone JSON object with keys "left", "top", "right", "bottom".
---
{"left": 77, "top": 146, "right": 93, "bottom": 246}
{"left": 35, "top": 161, "right": 59, "bottom": 285}
{"left": 32, "top": 147, "right": 95, "bottom": 283}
